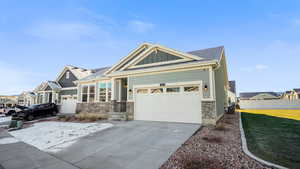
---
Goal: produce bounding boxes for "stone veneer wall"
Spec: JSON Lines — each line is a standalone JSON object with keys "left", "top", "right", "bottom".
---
{"left": 76, "top": 102, "right": 111, "bottom": 114}
{"left": 126, "top": 102, "right": 134, "bottom": 120}
{"left": 202, "top": 100, "right": 218, "bottom": 125}
{"left": 76, "top": 101, "right": 135, "bottom": 121}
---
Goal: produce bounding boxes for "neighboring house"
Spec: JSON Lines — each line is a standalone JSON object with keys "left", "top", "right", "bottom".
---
{"left": 18, "top": 91, "right": 36, "bottom": 106}
{"left": 290, "top": 88, "right": 300, "bottom": 100}
{"left": 35, "top": 65, "right": 93, "bottom": 113}
{"left": 0, "top": 95, "right": 18, "bottom": 108}
{"left": 227, "top": 80, "right": 237, "bottom": 104}
{"left": 282, "top": 91, "right": 292, "bottom": 100}
{"left": 240, "top": 92, "right": 280, "bottom": 100}
{"left": 76, "top": 43, "right": 229, "bottom": 125}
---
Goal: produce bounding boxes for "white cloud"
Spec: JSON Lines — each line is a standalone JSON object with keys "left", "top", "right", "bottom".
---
{"left": 128, "top": 20, "right": 155, "bottom": 33}
{"left": 0, "top": 62, "right": 46, "bottom": 95}
{"left": 241, "top": 64, "right": 269, "bottom": 72}
{"left": 27, "top": 21, "right": 109, "bottom": 41}
{"left": 255, "top": 64, "right": 269, "bottom": 70}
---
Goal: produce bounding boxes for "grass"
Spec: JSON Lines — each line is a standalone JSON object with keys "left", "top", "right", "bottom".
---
{"left": 241, "top": 112, "right": 300, "bottom": 169}
{"left": 238, "top": 109, "right": 300, "bottom": 121}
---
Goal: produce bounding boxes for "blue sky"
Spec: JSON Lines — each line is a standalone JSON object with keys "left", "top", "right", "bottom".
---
{"left": 1, "top": 0, "right": 300, "bottom": 95}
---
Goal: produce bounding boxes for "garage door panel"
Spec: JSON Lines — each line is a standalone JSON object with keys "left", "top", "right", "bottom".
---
{"left": 60, "top": 98, "right": 77, "bottom": 114}
{"left": 135, "top": 90, "right": 202, "bottom": 124}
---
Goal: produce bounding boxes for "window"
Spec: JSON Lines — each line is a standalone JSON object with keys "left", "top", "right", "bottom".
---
{"left": 137, "top": 89, "right": 148, "bottom": 94}
{"left": 99, "top": 82, "right": 112, "bottom": 102}
{"left": 99, "top": 83, "right": 107, "bottom": 102}
{"left": 89, "top": 85, "right": 95, "bottom": 102}
{"left": 66, "top": 71, "right": 70, "bottom": 79}
{"left": 82, "top": 86, "right": 88, "bottom": 102}
{"left": 150, "top": 88, "right": 163, "bottom": 93}
{"left": 184, "top": 86, "right": 199, "bottom": 92}
{"left": 166, "top": 87, "right": 180, "bottom": 93}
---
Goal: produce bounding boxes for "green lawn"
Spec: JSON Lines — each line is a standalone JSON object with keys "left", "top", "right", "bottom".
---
{"left": 241, "top": 112, "right": 300, "bottom": 169}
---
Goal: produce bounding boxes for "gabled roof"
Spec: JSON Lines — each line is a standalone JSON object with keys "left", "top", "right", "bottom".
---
{"left": 239, "top": 92, "right": 279, "bottom": 99}
{"left": 105, "top": 43, "right": 224, "bottom": 76}
{"left": 78, "top": 67, "right": 111, "bottom": 82}
{"left": 38, "top": 81, "right": 62, "bottom": 91}
{"left": 293, "top": 88, "right": 300, "bottom": 93}
{"left": 187, "top": 46, "right": 224, "bottom": 61}
{"left": 285, "top": 91, "right": 292, "bottom": 94}
{"left": 56, "top": 65, "right": 93, "bottom": 82}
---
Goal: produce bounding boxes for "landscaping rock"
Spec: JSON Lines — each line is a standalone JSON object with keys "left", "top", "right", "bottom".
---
{"left": 160, "top": 112, "right": 273, "bottom": 169}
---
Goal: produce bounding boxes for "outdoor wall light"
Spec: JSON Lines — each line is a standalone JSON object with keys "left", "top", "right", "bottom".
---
{"left": 204, "top": 84, "right": 208, "bottom": 91}
{"left": 129, "top": 89, "right": 132, "bottom": 93}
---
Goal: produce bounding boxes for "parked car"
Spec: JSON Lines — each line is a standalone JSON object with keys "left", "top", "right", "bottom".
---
{"left": 13, "top": 103, "right": 58, "bottom": 121}
{"left": 1, "top": 105, "right": 28, "bottom": 116}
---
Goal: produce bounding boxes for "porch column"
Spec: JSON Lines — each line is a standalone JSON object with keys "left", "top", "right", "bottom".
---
{"left": 111, "top": 78, "right": 116, "bottom": 101}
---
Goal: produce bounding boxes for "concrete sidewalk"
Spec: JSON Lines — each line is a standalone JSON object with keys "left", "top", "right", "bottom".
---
{"left": 0, "top": 131, "right": 79, "bottom": 169}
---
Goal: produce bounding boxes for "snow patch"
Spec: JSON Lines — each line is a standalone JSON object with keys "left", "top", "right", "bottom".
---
{"left": 0, "top": 116, "right": 11, "bottom": 123}
{"left": 0, "top": 137, "right": 19, "bottom": 144}
{"left": 9, "top": 122, "right": 113, "bottom": 152}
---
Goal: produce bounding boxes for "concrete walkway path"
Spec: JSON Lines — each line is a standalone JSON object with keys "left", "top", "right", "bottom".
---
{"left": 52, "top": 121, "right": 200, "bottom": 169}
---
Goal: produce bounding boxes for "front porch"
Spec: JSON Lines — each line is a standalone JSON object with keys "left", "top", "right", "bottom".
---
{"left": 76, "top": 77, "right": 134, "bottom": 120}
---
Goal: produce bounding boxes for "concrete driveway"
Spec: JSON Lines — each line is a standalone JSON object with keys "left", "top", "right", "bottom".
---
{"left": 51, "top": 121, "right": 200, "bottom": 169}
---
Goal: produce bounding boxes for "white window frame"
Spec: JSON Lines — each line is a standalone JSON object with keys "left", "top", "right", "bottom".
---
{"left": 98, "top": 81, "right": 112, "bottom": 102}
{"left": 81, "top": 84, "right": 96, "bottom": 103}
{"left": 66, "top": 71, "right": 70, "bottom": 79}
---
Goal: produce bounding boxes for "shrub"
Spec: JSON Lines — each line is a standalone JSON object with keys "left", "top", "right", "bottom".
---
{"left": 202, "top": 135, "right": 223, "bottom": 143}
{"left": 75, "top": 113, "right": 108, "bottom": 122}
{"left": 214, "top": 123, "right": 228, "bottom": 131}
{"left": 179, "top": 152, "right": 224, "bottom": 169}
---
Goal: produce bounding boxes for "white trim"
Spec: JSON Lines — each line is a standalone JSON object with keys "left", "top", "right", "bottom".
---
{"left": 132, "top": 81, "right": 203, "bottom": 102}
{"left": 56, "top": 67, "right": 71, "bottom": 82}
{"left": 210, "top": 66, "right": 216, "bottom": 100}
{"left": 108, "top": 61, "right": 217, "bottom": 77}
{"left": 111, "top": 78, "right": 116, "bottom": 100}
{"left": 120, "top": 45, "right": 202, "bottom": 71}
{"left": 80, "top": 83, "right": 96, "bottom": 103}
{"left": 61, "top": 87, "right": 77, "bottom": 90}
{"left": 239, "top": 112, "right": 288, "bottom": 169}
{"left": 104, "top": 43, "right": 152, "bottom": 75}
{"left": 129, "top": 58, "right": 190, "bottom": 69}
{"left": 118, "top": 80, "right": 122, "bottom": 102}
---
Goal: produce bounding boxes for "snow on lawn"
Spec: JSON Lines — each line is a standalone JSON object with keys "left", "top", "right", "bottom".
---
{"left": 0, "top": 116, "right": 11, "bottom": 124}
{"left": 9, "top": 122, "right": 113, "bottom": 152}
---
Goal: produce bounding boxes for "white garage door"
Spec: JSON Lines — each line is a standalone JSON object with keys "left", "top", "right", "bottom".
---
{"left": 60, "top": 96, "right": 77, "bottom": 114}
{"left": 134, "top": 85, "right": 202, "bottom": 124}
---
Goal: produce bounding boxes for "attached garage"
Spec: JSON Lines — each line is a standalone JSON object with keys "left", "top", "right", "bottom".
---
{"left": 134, "top": 83, "right": 202, "bottom": 124}
{"left": 60, "top": 96, "right": 77, "bottom": 114}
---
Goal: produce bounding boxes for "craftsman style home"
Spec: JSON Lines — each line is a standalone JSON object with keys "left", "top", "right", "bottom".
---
{"left": 76, "top": 43, "right": 229, "bottom": 125}
{"left": 35, "top": 65, "right": 93, "bottom": 113}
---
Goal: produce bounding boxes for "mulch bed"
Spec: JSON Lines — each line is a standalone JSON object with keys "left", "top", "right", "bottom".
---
{"left": 160, "top": 112, "right": 273, "bottom": 169}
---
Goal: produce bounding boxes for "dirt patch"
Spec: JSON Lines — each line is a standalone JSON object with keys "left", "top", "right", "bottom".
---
{"left": 160, "top": 112, "right": 273, "bottom": 169}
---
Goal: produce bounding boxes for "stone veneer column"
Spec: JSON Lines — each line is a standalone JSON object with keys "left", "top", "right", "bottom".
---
{"left": 110, "top": 100, "right": 117, "bottom": 112}
{"left": 202, "top": 100, "right": 217, "bottom": 125}
{"left": 126, "top": 102, "right": 134, "bottom": 120}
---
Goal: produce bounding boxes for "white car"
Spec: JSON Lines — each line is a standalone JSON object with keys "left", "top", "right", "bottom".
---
{"left": 1, "top": 105, "right": 27, "bottom": 116}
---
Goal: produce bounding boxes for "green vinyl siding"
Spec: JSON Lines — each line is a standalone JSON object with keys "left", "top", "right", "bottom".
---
{"left": 214, "top": 54, "right": 227, "bottom": 117}
{"left": 128, "top": 69, "right": 210, "bottom": 100}
{"left": 136, "top": 50, "right": 181, "bottom": 65}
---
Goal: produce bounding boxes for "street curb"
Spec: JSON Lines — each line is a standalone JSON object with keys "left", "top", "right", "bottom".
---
{"left": 239, "top": 112, "right": 288, "bottom": 169}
